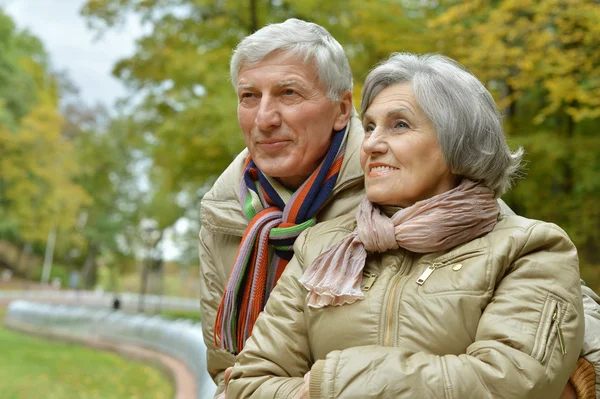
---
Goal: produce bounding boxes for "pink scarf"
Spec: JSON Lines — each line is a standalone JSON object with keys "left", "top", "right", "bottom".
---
{"left": 299, "top": 179, "right": 499, "bottom": 308}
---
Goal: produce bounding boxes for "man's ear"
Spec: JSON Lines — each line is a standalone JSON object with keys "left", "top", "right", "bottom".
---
{"left": 333, "top": 91, "right": 354, "bottom": 131}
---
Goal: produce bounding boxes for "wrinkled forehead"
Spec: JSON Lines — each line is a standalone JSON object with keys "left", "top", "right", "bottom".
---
{"left": 236, "top": 50, "right": 323, "bottom": 90}
{"left": 238, "top": 48, "right": 314, "bottom": 69}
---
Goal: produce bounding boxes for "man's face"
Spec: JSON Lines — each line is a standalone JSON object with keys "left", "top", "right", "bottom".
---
{"left": 236, "top": 51, "right": 349, "bottom": 189}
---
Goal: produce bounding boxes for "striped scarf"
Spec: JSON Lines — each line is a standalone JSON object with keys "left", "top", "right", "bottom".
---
{"left": 214, "top": 125, "right": 349, "bottom": 354}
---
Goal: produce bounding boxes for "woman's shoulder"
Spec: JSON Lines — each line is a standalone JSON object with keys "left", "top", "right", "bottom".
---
{"left": 490, "top": 214, "right": 576, "bottom": 258}
{"left": 494, "top": 214, "right": 572, "bottom": 239}
{"left": 294, "top": 212, "right": 357, "bottom": 264}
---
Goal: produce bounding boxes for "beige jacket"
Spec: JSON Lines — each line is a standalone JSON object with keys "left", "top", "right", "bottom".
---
{"left": 228, "top": 210, "right": 585, "bottom": 399}
{"left": 198, "top": 116, "right": 365, "bottom": 392}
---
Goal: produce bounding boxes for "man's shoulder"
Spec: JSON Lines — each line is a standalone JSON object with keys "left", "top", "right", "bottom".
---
{"left": 203, "top": 149, "right": 249, "bottom": 203}
{"left": 200, "top": 149, "right": 249, "bottom": 235}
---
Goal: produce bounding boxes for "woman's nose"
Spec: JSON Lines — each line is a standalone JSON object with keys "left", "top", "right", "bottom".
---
{"left": 255, "top": 96, "right": 282, "bottom": 131}
{"left": 362, "top": 127, "right": 388, "bottom": 155}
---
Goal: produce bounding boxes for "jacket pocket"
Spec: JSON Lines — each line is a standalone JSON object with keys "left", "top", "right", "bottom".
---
{"left": 416, "top": 249, "right": 490, "bottom": 295}
{"left": 531, "top": 294, "right": 568, "bottom": 365}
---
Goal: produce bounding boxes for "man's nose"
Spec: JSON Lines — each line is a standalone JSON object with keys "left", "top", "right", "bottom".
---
{"left": 255, "top": 96, "right": 281, "bottom": 131}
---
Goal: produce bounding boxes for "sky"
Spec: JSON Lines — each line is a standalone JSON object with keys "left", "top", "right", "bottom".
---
{"left": 0, "top": 0, "right": 143, "bottom": 107}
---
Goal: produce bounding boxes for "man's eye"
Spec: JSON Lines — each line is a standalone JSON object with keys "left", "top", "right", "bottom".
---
{"left": 241, "top": 93, "right": 255, "bottom": 99}
{"left": 363, "top": 124, "right": 375, "bottom": 135}
{"left": 283, "top": 89, "right": 296, "bottom": 95}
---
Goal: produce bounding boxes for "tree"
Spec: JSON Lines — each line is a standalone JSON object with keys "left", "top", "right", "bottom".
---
{"left": 0, "top": 10, "right": 91, "bottom": 277}
{"left": 431, "top": 0, "right": 600, "bottom": 277}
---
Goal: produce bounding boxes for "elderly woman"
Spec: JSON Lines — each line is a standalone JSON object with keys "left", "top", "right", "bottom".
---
{"left": 225, "top": 53, "right": 586, "bottom": 398}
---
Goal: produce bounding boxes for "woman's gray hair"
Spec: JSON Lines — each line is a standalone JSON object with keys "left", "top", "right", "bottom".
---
{"left": 230, "top": 18, "right": 353, "bottom": 102}
{"left": 361, "top": 53, "right": 523, "bottom": 197}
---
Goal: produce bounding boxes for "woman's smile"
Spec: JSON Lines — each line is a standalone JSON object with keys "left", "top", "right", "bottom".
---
{"left": 368, "top": 163, "right": 399, "bottom": 177}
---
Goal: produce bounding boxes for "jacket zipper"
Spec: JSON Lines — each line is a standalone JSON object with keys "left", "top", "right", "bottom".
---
{"left": 362, "top": 272, "right": 378, "bottom": 292}
{"left": 382, "top": 255, "right": 412, "bottom": 346}
{"left": 553, "top": 308, "right": 567, "bottom": 355}
{"left": 384, "top": 275, "right": 403, "bottom": 346}
{"left": 415, "top": 249, "right": 486, "bottom": 286}
{"left": 416, "top": 262, "right": 443, "bottom": 285}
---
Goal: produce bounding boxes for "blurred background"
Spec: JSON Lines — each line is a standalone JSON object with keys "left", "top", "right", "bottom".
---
{"left": 0, "top": 0, "right": 598, "bottom": 397}
{"left": 1, "top": 0, "right": 598, "bottom": 295}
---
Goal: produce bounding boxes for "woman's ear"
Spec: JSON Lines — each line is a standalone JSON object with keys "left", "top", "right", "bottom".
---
{"left": 333, "top": 91, "right": 354, "bottom": 131}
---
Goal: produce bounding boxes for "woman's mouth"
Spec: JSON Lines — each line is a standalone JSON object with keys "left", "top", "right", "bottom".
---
{"left": 368, "top": 164, "right": 399, "bottom": 177}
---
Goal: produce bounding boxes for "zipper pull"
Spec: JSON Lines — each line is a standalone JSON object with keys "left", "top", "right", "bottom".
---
{"left": 553, "top": 309, "right": 567, "bottom": 355}
{"left": 416, "top": 263, "right": 442, "bottom": 285}
{"left": 362, "top": 272, "right": 378, "bottom": 292}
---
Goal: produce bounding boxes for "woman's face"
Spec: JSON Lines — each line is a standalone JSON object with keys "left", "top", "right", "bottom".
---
{"left": 360, "top": 82, "right": 457, "bottom": 207}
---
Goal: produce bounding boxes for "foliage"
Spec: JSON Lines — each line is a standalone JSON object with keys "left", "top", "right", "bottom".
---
{"left": 29, "top": 263, "right": 71, "bottom": 286}
{"left": 432, "top": 0, "right": 600, "bottom": 124}
{"left": 0, "top": 11, "right": 44, "bottom": 128}
{"left": 64, "top": 102, "right": 143, "bottom": 286}
{"left": 0, "top": 8, "right": 144, "bottom": 287}
{"left": 0, "top": 9, "right": 91, "bottom": 259}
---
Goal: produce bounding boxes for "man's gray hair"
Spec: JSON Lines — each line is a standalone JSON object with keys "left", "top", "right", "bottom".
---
{"left": 230, "top": 18, "right": 353, "bottom": 102}
{"left": 361, "top": 53, "right": 523, "bottom": 197}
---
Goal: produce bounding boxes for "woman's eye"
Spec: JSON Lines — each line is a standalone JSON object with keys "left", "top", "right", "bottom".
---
{"left": 393, "top": 120, "right": 409, "bottom": 129}
{"left": 283, "top": 89, "right": 296, "bottom": 96}
{"left": 363, "top": 124, "right": 375, "bottom": 135}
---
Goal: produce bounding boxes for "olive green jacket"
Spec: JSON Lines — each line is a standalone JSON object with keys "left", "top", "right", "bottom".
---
{"left": 228, "top": 210, "right": 585, "bottom": 399}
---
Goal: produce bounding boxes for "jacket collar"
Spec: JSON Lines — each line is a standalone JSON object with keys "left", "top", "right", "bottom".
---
{"left": 200, "top": 115, "right": 365, "bottom": 236}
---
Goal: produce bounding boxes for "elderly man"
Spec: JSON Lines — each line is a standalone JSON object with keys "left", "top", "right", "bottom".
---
{"left": 199, "top": 19, "right": 360, "bottom": 397}
{"left": 199, "top": 18, "right": 599, "bottom": 399}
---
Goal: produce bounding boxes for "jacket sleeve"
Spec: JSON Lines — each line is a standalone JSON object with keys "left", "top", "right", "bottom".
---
{"left": 226, "top": 232, "right": 311, "bottom": 398}
{"left": 199, "top": 226, "right": 236, "bottom": 396}
{"left": 308, "top": 222, "right": 584, "bottom": 399}
{"left": 569, "top": 282, "right": 600, "bottom": 399}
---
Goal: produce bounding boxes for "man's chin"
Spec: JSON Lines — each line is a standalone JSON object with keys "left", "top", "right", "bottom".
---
{"left": 254, "top": 159, "right": 288, "bottom": 175}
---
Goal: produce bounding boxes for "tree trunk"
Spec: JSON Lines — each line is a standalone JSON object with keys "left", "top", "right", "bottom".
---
{"left": 41, "top": 224, "right": 58, "bottom": 285}
{"left": 153, "top": 257, "right": 164, "bottom": 314}
{"left": 249, "top": 0, "right": 258, "bottom": 32}
{"left": 563, "top": 111, "right": 575, "bottom": 194}
{"left": 139, "top": 230, "right": 164, "bottom": 312}
{"left": 138, "top": 258, "right": 150, "bottom": 312}
{"left": 18, "top": 242, "right": 32, "bottom": 275}
{"left": 81, "top": 243, "right": 98, "bottom": 288}
{"left": 501, "top": 81, "right": 517, "bottom": 135}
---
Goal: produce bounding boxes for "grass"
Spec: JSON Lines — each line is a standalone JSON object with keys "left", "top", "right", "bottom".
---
{"left": 103, "top": 272, "right": 201, "bottom": 299}
{"left": 0, "top": 307, "right": 174, "bottom": 399}
{"left": 160, "top": 309, "right": 201, "bottom": 322}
